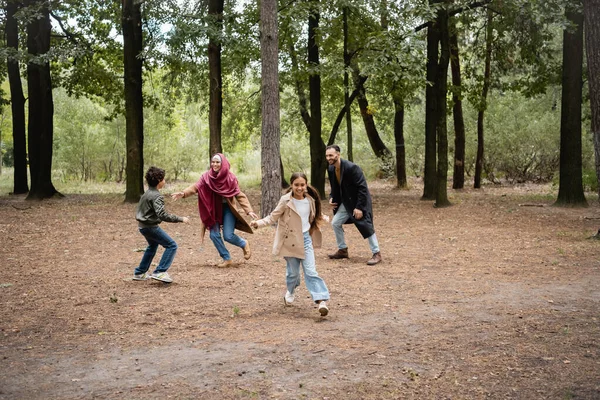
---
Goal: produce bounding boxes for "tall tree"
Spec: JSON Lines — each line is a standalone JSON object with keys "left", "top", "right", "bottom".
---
{"left": 583, "top": 0, "right": 600, "bottom": 198}
{"left": 449, "top": 20, "right": 465, "bottom": 190}
{"left": 422, "top": 0, "right": 441, "bottom": 200}
{"left": 474, "top": 8, "right": 493, "bottom": 189}
{"left": 308, "top": 0, "right": 327, "bottom": 197}
{"left": 26, "top": 0, "right": 60, "bottom": 200}
{"left": 259, "top": 0, "right": 281, "bottom": 216}
{"left": 343, "top": 6, "right": 353, "bottom": 162}
{"left": 208, "top": 0, "right": 224, "bottom": 156}
{"left": 5, "top": 0, "right": 28, "bottom": 194}
{"left": 555, "top": 2, "right": 587, "bottom": 206}
{"left": 122, "top": 0, "right": 144, "bottom": 202}
{"left": 435, "top": 2, "right": 451, "bottom": 207}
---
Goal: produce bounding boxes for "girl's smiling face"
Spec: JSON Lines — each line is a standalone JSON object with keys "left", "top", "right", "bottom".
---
{"left": 291, "top": 176, "right": 307, "bottom": 199}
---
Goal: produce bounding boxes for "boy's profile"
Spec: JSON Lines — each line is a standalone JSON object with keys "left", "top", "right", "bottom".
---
{"left": 134, "top": 166, "right": 189, "bottom": 283}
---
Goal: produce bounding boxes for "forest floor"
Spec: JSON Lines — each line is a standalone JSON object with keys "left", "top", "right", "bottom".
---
{"left": 1, "top": 180, "right": 600, "bottom": 400}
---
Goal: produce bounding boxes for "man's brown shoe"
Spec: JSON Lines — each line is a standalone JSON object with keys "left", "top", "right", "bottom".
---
{"left": 243, "top": 242, "right": 251, "bottom": 260}
{"left": 328, "top": 248, "right": 349, "bottom": 259}
{"left": 366, "top": 252, "right": 382, "bottom": 265}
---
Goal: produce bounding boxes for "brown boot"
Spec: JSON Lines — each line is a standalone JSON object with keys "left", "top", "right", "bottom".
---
{"left": 366, "top": 252, "right": 382, "bottom": 265}
{"left": 217, "top": 259, "right": 234, "bottom": 268}
{"left": 328, "top": 248, "right": 349, "bottom": 259}
{"left": 243, "top": 242, "right": 251, "bottom": 260}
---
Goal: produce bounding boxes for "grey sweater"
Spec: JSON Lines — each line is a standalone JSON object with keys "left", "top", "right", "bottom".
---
{"left": 136, "top": 187, "right": 184, "bottom": 228}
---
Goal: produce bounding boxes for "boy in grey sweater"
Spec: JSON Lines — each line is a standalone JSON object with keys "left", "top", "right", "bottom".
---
{"left": 134, "top": 166, "right": 189, "bottom": 283}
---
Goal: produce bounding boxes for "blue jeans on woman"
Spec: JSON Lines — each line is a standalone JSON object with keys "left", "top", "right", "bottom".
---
{"left": 209, "top": 203, "right": 247, "bottom": 261}
{"left": 135, "top": 226, "right": 178, "bottom": 275}
{"left": 284, "top": 231, "right": 330, "bottom": 302}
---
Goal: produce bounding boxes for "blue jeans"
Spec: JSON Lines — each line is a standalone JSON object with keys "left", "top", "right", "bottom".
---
{"left": 331, "top": 204, "right": 380, "bottom": 254}
{"left": 135, "top": 226, "right": 178, "bottom": 275}
{"left": 284, "top": 232, "right": 330, "bottom": 303}
{"left": 209, "top": 203, "right": 247, "bottom": 261}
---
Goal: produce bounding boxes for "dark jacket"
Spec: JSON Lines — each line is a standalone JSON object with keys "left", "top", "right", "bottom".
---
{"left": 327, "top": 158, "right": 375, "bottom": 238}
{"left": 136, "top": 187, "right": 184, "bottom": 228}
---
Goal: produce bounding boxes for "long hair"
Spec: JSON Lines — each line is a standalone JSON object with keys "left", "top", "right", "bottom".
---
{"left": 286, "top": 172, "right": 324, "bottom": 230}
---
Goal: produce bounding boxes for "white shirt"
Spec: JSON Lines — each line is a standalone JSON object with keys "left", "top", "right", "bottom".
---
{"left": 292, "top": 197, "right": 311, "bottom": 233}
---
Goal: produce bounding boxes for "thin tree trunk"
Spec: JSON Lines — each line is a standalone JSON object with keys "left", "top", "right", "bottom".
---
{"left": 122, "top": 0, "right": 144, "bottom": 203}
{"left": 583, "top": 0, "right": 600, "bottom": 200}
{"left": 351, "top": 63, "right": 392, "bottom": 161}
{"left": 26, "top": 0, "right": 59, "bottom": 200}
{"left": 343, "top": 7, "right": 353, "bottom": 162}
{"left": 393, "top": 95, "right": 407, "bottom": 188}
{"left": 208, "top": 0, "right": 224, "bottom": 157}
{"left": 289, "top": 42, "right": 311, "bottom": 132}
{"left": 435, "top": 4, "right": 451, "bottom": 207}
{"left": 308, "top": 0, "right": 327, "bottom": 197}
{"left": 6, "top": 0, "right": 29, "bottom": 194}
{"left": 450, "top": 20, "right": 465, "bottom": 190}
{"left": 474, "top": 8, "right": 493, "bottom": 189}
{"left": 555, "top": 3, "right": 587, "bottom": 206}
{"left": 423, "top": 1, "right": 440, "bottom": 200}
{"left": 260, "top": 0, "right": 281, "bottom": 216}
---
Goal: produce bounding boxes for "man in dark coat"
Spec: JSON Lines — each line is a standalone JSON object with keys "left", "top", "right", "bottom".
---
{"left": 325, "top": 145, "right": 382, "bottom": 265}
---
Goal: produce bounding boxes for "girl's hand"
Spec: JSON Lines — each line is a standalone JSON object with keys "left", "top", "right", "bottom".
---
{"left": 182, "top": 217, "right": 190, "bottom": 223}
{"left": 322, "top": 215, "right": 330, "bottom": 223}
{"left": 248, "top": 212, "right": 259, "bottom": 220}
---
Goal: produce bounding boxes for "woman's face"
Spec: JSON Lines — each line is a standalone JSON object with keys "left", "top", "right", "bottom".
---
{"left": 211, "top": 158, "right": 222, "bottom": 172}
{"left": 291, "top": 176, "right": 307, "bottom": 198}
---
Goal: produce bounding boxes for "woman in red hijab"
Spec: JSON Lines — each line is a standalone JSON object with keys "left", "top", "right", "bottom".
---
{"left": 173, "top": 154, "right": 258, "bottom": 267}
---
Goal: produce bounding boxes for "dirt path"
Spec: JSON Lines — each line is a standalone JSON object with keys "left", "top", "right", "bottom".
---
{"left": 1, "top": 182, "right": 599, "bottom": 399}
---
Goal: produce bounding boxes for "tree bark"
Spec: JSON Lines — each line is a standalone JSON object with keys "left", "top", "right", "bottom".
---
{"left": 450, "top": 21, "right": 465, "bottom": 190}
{"left": 351, "top": 63, "right": 392, "bottom": 161}
{"left": 208, "top": 0, "right": 224, "bottom": 157}
{"left": 474, "top": 8, "right": 493, "bottom": 189}
{"left": 6, "top": 0, "right": 29, "bottom": 194}
{"left": 423, "top": 0, "right": 441, "bottom": 200}
{"left": 260, "top": 0, "right": 281, "bottom": 216}
{"left": 308, "top": 0, "right": 327, "bottom": 197}
{"left": 435, "top": 4, "right": 451, "bottom": 207}
{"left": 583, "top": 0, "right": 600, "bottom": 199}
{"left": 122, "top": 0, "right": 144, "bottom": 203}
{"left": 555, "top": 3, "right": 587, "bottom": 206}
{"left": 343, "top": 7, "right": 353, "bottom": 162}
{"left": 25, "top": 0, "right": 60, "bottom": 200}
{"left": 393, "top": 95, "right": 407, "bottom": 188}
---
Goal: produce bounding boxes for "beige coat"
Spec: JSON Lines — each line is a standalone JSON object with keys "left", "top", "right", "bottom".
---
{"left": 181, "top": 183, "right": 254, "bottom": 243}
{"left": 254, "top": 192, "right": 323, "bottom": 259}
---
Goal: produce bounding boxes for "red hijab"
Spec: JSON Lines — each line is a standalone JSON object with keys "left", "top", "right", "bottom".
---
{"left": 196, "top": 153, "right": 241, "bottom": 227}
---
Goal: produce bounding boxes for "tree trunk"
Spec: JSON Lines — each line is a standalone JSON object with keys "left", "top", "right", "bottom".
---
{"left": 122, "top": 0, "right": 144, "bottom": 203}
{"left": 343, "top": 7, "right": 353, "bottom": 162}
{"left": 474, "top": 8, "right": 493, "bottom": 189}
{"left": 26, "top": 0, "right": 59, "bottom": 200}
{"left": 208, "top": 0, "right": 224, "bottom": 157}
{"left": 260, "top": 0, "right": 281, "bottom": 216}
{"left": 6, "top": 0, "right": 29, "bottom": 194}
{"left": 450, "top": 21, "right": 465, "bottom": 190}
{"left": 351, "top": 63, "right": 392, "bottom": 161}
{"left": 423, "top": 10, "right": 440, "bottom": 200}
{"left": 435, "top": 4, "right": 451, "bottom": 208}
{"left": 308, "top": 0, "right": 327, "bottom": 197}
{"left": 583, "top": 0, "right": 600, "bottom": 199}
{"left": 555, "top": 3, "right": 587, "bottom": 206}
{"left": 393, "top": 95, "right": 407, "bottom": 188}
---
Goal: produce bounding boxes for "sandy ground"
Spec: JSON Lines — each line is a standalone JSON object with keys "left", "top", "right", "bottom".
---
{"left": 1, "top": 181, "right": 599, "bottom": 399}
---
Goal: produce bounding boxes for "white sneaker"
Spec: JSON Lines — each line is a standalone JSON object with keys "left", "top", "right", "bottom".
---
{"left": 151, "top": 272, "right": 173, "bottom": 283}
{"left": 284, "top": 290, "right": 295, "bottom": 306}
{"left": 133, "top": 272, "right": 150, "bottom": 281}
{"left": 318, "top": 301, "right": 329, "bottom": 316}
